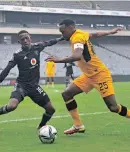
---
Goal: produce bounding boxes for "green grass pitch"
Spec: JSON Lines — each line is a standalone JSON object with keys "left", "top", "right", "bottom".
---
{"left": 0, "top": 83, "right": 130, "bottom": 152}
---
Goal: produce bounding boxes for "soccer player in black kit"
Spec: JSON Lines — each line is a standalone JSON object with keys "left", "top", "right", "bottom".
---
{"left": 0, "top": 30, "right": 63, "bottom": 130}
{"left": 64, "top": 62, "right": 75, "bottom": 87}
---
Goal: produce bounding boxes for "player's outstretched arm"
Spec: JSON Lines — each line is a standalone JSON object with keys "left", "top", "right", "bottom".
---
{"left": 0, "top": 58, "right": 16, "bottom": 82}
{"left": 43, "top": 36, "right": 64, "bottom": 47}
{"left": 45, "top": 48, "right": 83, "bottom": 63}
{"left": 90, "top": 27, "right": 123, "bottom": 39}
{"left": 36, "top": 36, "right": 64, "bottom": 52}
{"left": 45, "top": 41, "right": 84, "bottom": 63}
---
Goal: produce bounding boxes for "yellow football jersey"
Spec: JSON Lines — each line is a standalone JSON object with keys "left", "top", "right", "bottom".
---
{"left": 70, "top": 29, "right": 106, "bottom": 77}
{"left": 45, "top": 61, "right": 56, "bottom": 74}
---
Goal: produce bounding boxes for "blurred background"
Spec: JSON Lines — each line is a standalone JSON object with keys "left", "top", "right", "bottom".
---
{"left": 0, "top": 0, "right": 129, "bottom": 85}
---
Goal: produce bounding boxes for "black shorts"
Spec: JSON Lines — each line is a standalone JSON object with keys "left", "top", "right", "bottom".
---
{"left": 10, "top": 83, "right": 50, "bottom": 108}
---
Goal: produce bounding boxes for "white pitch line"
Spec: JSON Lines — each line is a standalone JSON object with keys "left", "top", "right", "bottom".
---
{"left": 0, "top": 111, "right": 109, "bottom": 124}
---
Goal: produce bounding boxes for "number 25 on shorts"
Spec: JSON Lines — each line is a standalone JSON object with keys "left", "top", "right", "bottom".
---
{"left": 99, "top": 82, "right": 108, "bottom": 91}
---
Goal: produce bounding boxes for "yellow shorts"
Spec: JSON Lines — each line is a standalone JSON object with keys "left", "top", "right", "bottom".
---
{"left": 73, "top": 68, "right": 115, "bottom": 97}
{"left": 46, "top": 73, "right": 55, "bottom": 77}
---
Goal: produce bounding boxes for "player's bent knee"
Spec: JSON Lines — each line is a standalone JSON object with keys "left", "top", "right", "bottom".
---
{"left": 66, "top": 99, "right": 77, "bottom": 111}
{"left": 7, "top": 103, "right": 18, "bottom": 111}
{"left": 108, "top": 105, "right": 119, "bottom": 113}
{"left": 62, "top": 90, "right": 77, "bottom": 111}
{"left": 45, "top": 104, "right": 55, "bottom": 115}
{"left": 62, "top": 90, "right": 73, "bottom": 101}
{"left": 48, "top": 107, "right": 55, "bottom": 115}
{"left": 7, "top": 99, "right": 19, "bottom": 111}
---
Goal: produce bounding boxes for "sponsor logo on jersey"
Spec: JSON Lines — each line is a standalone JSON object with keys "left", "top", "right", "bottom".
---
{"left": 31, "top": 58, "right": 37, "bottom": 65}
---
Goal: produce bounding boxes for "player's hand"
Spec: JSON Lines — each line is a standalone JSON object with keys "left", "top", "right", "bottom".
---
{"left": 45, "top": 56, "right": 62, "bottom": 63}
{"left": 110, "top": 27, "right": 123, "bottom": 34}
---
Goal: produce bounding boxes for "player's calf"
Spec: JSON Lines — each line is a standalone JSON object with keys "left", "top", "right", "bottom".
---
{"left": 51, "top": 77, "right": 54, "bottom": 88}
{"left": 0, "top": 98, "right": 19, "bottom": 115}
{"left": 108, "top": 104, "right": 130, "bottom": 118}
{"left": 108, "top": 105, "right": 119, "bottom": 113}
{"left": 62, "top": 89, "right": 83, "bottom": 127}
{"left": 46, "top": 77, "right": 50, "bottom": 87}
{"left": 62, "top": 90, "right": 77, "bottom": 111}
{"left": 104, "top": 95, "right": 130, "bottom": 118}
{"left": 38, "top": 102, "right": 55, "bottom": 129}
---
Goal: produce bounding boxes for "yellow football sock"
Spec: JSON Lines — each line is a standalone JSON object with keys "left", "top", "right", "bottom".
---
{"left": 126, "top": 110, "right": 130, "bottom": 118}
{"left": 117, "top": 104, "right": 122, "bottom": 113}
{"left": 47, "top": 82, "right": 50, "bottom": 87}
{"left": 69, "top": 108, "right": 83, "bottom": 127}
{"left": 52, "top": 82, "right": 54, "bottom": 87}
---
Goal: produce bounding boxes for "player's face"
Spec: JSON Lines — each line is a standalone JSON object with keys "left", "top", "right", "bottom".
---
{"left": 19, "top": 33, "right": 31, "bottom": 49}
{"left": 59, "top": 26, "right": 73, "bottom": 41}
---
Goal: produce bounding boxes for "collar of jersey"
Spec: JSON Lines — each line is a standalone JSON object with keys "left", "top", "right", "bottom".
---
{"left": 70, "top": 29, "right": 82, "bottom": 41}
{"left": 22, "top": 44, "right": 32, "bottom": 52}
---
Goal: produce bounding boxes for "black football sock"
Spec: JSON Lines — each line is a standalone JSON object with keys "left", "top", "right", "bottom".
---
{"left": 0, "top": 105, "right": 9, "bottom": 115}
{"left": 38, "top": 112, "right": 53, "bottom": 129}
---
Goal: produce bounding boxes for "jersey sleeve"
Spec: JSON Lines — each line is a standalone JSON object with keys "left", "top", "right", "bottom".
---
{"left": 0, "top": 54, "right": 17, "bottom": 82}
{"left": 33, "top": 39, "right": 59, "bottom": 52}
{"left": 33, "top": 42, "right": 45, "bottom": 52}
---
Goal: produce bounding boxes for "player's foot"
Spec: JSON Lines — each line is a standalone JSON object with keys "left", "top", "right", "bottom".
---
{"left": 64, "top": 125, "right": 85, "bottom": 135}
{"left": 37, "top": 125, "right": 43, "bottom": 135}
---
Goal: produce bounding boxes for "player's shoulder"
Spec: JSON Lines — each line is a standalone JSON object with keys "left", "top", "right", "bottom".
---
{"left": 31, "top": 42, "right": 43, "bottom": 51}
{"left": 70, "top": 29, "right": 87, "bottom": 43}
{"left": 14, "top": 48, "right": 22, "bottom": 57}
{"left": 75, "top": 29, "right": 87, "bottom": 35}
{"left": 15, "top": 48, "right": 22, "bottom": 54}
{"left": 75, "top": 29, "right": 89, "bottom": 38}
{"left": 32, "top": 42, "right": 43, "bottom": 48}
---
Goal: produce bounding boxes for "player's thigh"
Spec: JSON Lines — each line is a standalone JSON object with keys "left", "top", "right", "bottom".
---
{"left": 62, "top": 82, "right": 83, "bottom": 101}
{"left": 29, "top": 85, "right": 50, "bottom": 108}
{"left": 63, "top": 82, "right": 82, "bottom": 97}
{"left": 63, "top": 74, "right": 93, "bottom": 99}
{"left": 93, "top": 68, "right": 115, "bottom": 98}
{"left": 10, "top": 83, "right": 27, "bottom": 103}
{"left": 73, "top": 74, "right": 93, "bottom": 95}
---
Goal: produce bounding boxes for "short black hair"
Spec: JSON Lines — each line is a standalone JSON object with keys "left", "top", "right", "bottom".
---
{"left": 18, "top": 30, "right": 29, "bottom": 36}
{"left": 59, "top": 19, "right": 75, "bottom": 26}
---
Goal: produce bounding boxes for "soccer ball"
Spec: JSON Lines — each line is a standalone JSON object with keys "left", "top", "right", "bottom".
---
{"left": 39, "top": 125, "right": 57, "bottom": 144}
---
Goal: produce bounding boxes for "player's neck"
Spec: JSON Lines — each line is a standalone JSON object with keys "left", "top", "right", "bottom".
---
{"left": 71, "top": 29, "right": 76, "bottom": 36}
{"left": 22, "top": 45, "right": 31, "bottom": 52}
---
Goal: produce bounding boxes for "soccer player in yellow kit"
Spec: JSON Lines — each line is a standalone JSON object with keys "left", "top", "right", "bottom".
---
{"left": 45, "top": 61, "right": 56, "bottom": 87}
{"left": 46, "top": 19, "right": 130, "bottom": 135}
